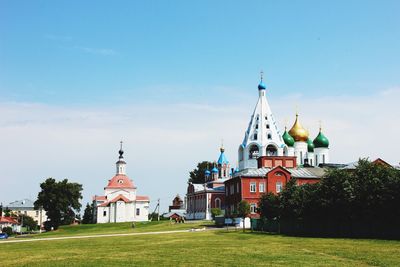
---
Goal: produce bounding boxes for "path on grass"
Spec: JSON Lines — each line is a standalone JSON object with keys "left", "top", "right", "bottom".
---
{"left": 0, "top": 227, "right": 221, "bottom": 244}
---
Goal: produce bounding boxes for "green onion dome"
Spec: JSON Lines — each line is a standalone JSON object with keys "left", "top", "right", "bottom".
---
{"left": 282, "top": 127, "right": 295, "bottom": 147}
{"left": 313, "top": 129, "right": 329, "bottom": 148}
{"left": 307, "top": 138, "right": 314, "bottom": 152}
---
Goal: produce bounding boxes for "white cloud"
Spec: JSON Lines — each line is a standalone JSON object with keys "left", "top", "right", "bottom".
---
{"left": 0, "top": 87, "right": 399, "bottom": 211}
{"left": 73, "top": 46, "right": 117, "bottom": 56}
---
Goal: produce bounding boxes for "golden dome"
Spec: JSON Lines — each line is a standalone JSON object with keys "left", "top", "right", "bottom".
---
{"left": 288, "top": 114, "right": 309, "bottom": 142}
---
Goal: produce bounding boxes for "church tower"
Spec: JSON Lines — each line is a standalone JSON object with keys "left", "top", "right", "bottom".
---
{"left": 217, "top": 144, "right": 230, "bottom": 179}
{"left": 288, "top": 113, "right": 309, "bottom": 166}
{"left": 116, "top": 141, "right": 126, "bottom": 175}
{"left": 313, "top": 127, "right": 330, "bottom": 166}
{"left": 238, "top": 73, "right": 286, "bottom": 170}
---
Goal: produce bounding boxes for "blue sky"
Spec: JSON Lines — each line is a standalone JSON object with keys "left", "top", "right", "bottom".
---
{"left": 1, "top": 1, "right": 399, "bottom": 104}
{"left": 0, "top": 1, "right": 399, "bottom": 211}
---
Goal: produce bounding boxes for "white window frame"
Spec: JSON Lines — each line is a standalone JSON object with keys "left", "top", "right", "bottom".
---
{"left": 250, "top": 203, "right": 257, "bottom": 214}
{"left": 276, "top": 181, "right": 283, "bottom": 193}
{"left": 250, "top": 182, "right": 256, "bottom": 193}
{"left": 259, "top": 182, "right": 265, "bottom": 193}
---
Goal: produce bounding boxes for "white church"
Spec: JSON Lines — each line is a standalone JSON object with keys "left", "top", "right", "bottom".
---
{"left": 93, "top": 143, "right": 150, "bottom": 223}
{"left": 238, "top": 72, "right": 330, "bottom": 170}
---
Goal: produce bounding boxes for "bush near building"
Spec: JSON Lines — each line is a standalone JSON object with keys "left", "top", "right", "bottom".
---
{"left": 258, "top": 159, "right": 400, "bottom": 238}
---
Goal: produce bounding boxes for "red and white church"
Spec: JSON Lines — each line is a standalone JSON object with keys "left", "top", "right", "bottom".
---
{"left": 186, "top": 74, "right": 331, "bottom": 219}
{"left": 93, "top": 143, "right": 150, "bottom": 223}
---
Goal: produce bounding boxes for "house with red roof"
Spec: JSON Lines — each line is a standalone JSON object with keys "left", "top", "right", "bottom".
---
{"left": 93, "top": 142, "right": 150, "bottom": 223}
{"left": 0, "top": 216, "right": 21, "bottom": 232}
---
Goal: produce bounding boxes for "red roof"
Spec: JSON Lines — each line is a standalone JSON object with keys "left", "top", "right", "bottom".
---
{"left": 105, "top": 174, "right": 135, "bottom": 189}
{"left": 98, "top": 194, "right": 132, "bottom": 207}
{"left": 93, "top": 195, "right": 107, "bottom": 201}
{"left": 0, "top": 216, "right": 19, "bottom": 224}
{"left": 136, "top": 195, "right": 150, "bottom": 201}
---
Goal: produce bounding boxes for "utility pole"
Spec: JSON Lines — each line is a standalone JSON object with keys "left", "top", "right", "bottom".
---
{"left": 157, "top": 199, "right": 160, "bottom": 221}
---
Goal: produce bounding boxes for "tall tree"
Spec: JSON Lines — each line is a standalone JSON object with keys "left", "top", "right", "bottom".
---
{"left": 82, "top": 203, "right": 94, "bottom": 224}
{"left": 258, "top": 192, "right": 280, "bottom": 221}
{"left": 34, "top": 178, "right": 83, "bottom": 230}
{"left": 189, "top": 161, "right": 213, "bottom": 184}
{"left": 237, "top": 200, "right": 251, "bottom": 232}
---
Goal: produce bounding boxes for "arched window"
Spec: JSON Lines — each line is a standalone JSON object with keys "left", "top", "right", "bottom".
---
{"left": 315, "top": 155, "right": 318, "bottom": 166}
{"left": 255, "top": 124, "right": 259, "bottom": 129}
{"left": 323, "top": 154, "right": 326, "bottom": 164}
{"left": 267, "top": 134, "right": 272, "bottom": 139}
{"left": 300, "top": 151, "right": 303, "bottom": 164}
{"left": 239, "top": 146, "right": 244, "bottom": 161}
{"left": 283, "top": 146, "right": 288, "bottom": 156}
{"left": 215, "top": 198, "right": 221, "bottom": 209}
{"left": 249, "top": 145, "right": 259, "bottom": 159}
{"left": 253, "top": 133, "right": 258, "bottom": 140}
{"left": 266, "top": 124, "right": 270, "bottom": 129}
{"left": 266, "top": 145, "right": 278, "bottom": 156}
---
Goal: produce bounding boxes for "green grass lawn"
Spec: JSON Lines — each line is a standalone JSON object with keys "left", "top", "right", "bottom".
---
{"left": 30, "top": 220, "right": 211, "bottom": 238}
{"left": 1, "top": 226, "right": 399, "bottom": 266}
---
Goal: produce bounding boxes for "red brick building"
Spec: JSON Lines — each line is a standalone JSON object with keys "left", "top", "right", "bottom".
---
{"left": 224, "top": 156, "right": 324, "bottom": 218}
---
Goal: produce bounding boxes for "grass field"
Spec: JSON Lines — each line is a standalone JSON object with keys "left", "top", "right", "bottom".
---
{"left": 1, "top": 222, "right": 399, "bottom": 266}
{"left": 30, "top": 220, "right": 211, "bottom": 238}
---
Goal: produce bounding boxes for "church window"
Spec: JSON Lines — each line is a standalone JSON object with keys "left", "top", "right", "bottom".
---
{"left": 118, "top": 179, "right": 124, "bottom": 184}
{"left": 300, "top": 152, "right": 303, "bottom": 164}
{"left": 223, "top": 170, "right": 226, "bottom": 177}
{"left": 315, "top": 155, "right": 318, "bottom": 166}
{"left": 215, "top": 198, "right": 221, "bottom": 209}
{"left": 266, "top": 124, "right": 270, "bottom": 129}
{"left": 267, "top": 134, "right": 272, "bottom": 140}
{"left": 255, "top": 124, "right": 259, "bottom": 129}
{"left": 103, "top": 210, "right": 107, "bottom": 217}
{"left": 323, "top": 154, "right": 326, "bottom": 164}
{"left": 259, "top": 182, "right": 265, "bottom": 192}
{"left": 310, "top": 159, "right": 313, "bottom": 166}
{"left": 250, "top": 182, "right": 256, "bottom": 193}
{"left": 136, "top": 208, "right": 140, "bottom": 216}
{"left": 253, "top": 133, "right": 258, "bottom": 140}
{"left": 249, "top": 144, "right": 259, "bottom": 159}
{"left": 250, "top": 203, "right": 257, "bottom": 214}
{"left": 265, "top": 115, "right": 268, "bottom": 120}
{"left": 276, "top": 182, "right": 283, "bottom": 193}
{"left": 266, "top": 145, "right": 277, "bottom": 156}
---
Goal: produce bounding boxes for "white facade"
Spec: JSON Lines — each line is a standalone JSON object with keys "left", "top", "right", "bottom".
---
{"left": 239, "top": 78, "right": 286, "bottom": 170}
{"left": 94, "top": 144, "right": 150, "bottom": 223}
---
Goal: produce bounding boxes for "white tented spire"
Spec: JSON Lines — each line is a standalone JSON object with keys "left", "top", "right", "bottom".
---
{"left": 238, "top": 75, "right": 286, "bottom": 170}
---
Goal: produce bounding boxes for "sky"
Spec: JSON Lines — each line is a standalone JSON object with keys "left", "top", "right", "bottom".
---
{"left": 0, "top": 1, "right": 399, "bottom": 213}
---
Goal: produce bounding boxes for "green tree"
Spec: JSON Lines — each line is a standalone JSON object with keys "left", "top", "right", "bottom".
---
{"left": 237, "top": 200, "right": 251, "bottom": 232}
{"left": 3, "top": 207, "right": 11, "bottom": 217}
{"left": 211, "top": 208, "right": 222, "bottom": 220}
{"left": 34, "top": 178, "right": 83, "bottom": 230}
{"left": 258, "top": 192, "right": 280, "bottom": 221}
{"left": 189, "top": 161, "right": 213, "bottom": 184}
{"left": 82, "top": 203, "right": 94, "bottom": 224}
{"left": 17, "top": 214, "right": 38, "bottom": 231}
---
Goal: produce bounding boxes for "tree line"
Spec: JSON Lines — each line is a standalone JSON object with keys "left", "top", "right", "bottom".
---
{"left": 258, "top": 159, "right": 400, "bottom": 238}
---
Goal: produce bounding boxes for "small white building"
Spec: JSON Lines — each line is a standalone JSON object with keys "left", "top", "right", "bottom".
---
{"left": 93, "top": 143, "right": 150, "bottom": 223}
{"left": 6, "top": 199, "right": 47, "bottom": 227}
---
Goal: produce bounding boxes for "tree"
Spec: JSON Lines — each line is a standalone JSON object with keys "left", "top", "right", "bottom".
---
{"left": 258, "top": 192, "right": 280, "bottom": 221}
{"left": 34, "top": 178, "right": 83, "bottom": 230}
{"left": 189, "top": 161, "right": 213, "bottom": 184}
{"left": 17, "top": 214, "right": 38, "bottom": 231}
{"left": 3, "top": 207, "right": 11, "bottom": 217}
{"left": 237, "top": 200, "right": 251, "bottom": 232}
{"left": 211, "top": 208, "right": 222, "bottom": 220}
{"left": 82, "top": 203, "right": 94, "bottom": 224}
